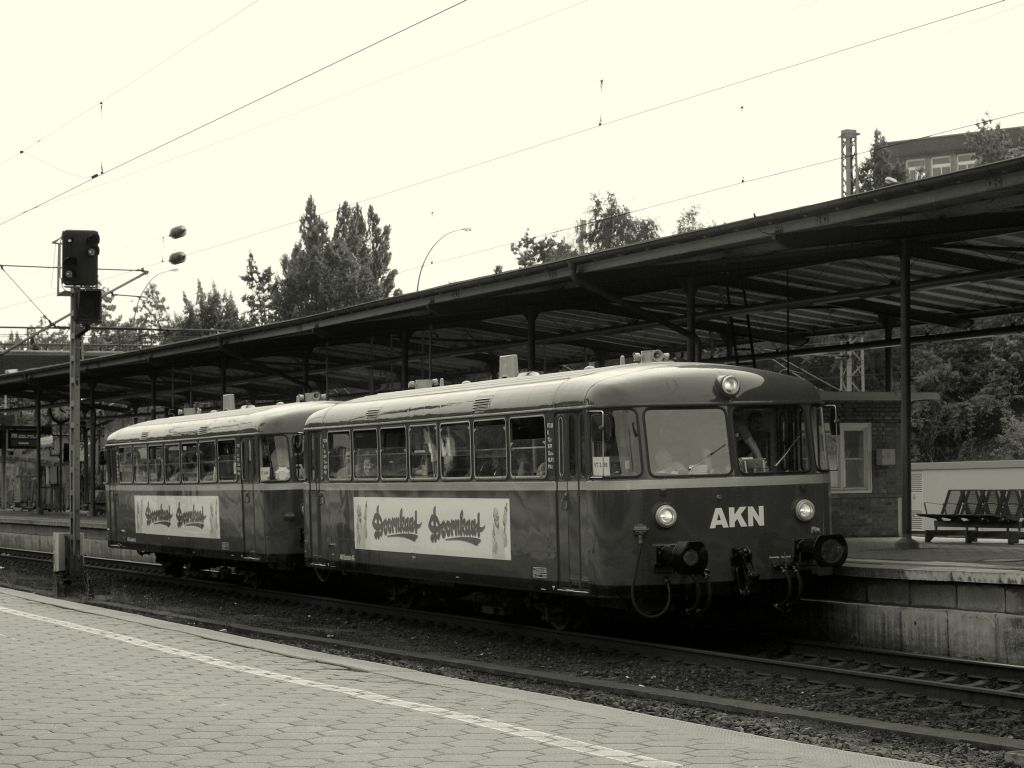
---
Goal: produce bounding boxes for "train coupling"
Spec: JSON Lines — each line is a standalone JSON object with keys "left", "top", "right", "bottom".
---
{"left": 654, "top": 540, "right": 709, "bottom": 574}
{"left": 795, "top": 534, "right": 849, "bottom": 568}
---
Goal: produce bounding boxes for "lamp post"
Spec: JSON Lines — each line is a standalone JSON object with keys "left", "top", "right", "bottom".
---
{"left": 132, "top": 267, "right": 179, "bottom": 321}
{"left": 416, "top": 227, "right": 471, "bottom": 292}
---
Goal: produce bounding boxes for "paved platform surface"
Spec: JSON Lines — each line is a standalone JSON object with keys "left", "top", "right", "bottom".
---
{"left": 0, "top": 587, "right": 937, "bottom": 768}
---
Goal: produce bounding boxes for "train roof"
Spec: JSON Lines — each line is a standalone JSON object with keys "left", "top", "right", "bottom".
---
{"left": 105, "top": 400, "right": 332, "bottom": 444}
{"left": 305, "top": 361, "right": 820, "bottom": 428}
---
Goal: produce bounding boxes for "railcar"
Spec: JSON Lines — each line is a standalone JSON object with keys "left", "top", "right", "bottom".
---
{"left": 303, "top": 353, "right": 847, "bottom": 625}
{"left": 105, "top": 400, "right": 331, "bottom": 580}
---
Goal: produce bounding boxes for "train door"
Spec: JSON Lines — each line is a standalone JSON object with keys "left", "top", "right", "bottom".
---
{"left": 240, "top": 437, "right": 258, "bottom": 557}
{"left": 555, "top": 412, "right": 583, "bottom": 589}
{"left": 305, "top": 432, "right": 324, "bottom": 561}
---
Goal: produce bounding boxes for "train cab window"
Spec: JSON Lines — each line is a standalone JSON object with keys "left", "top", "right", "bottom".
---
{"left": 588, "top": 410, "right": 641, "bottom": 478}
{"left": 474, "top": 419, "right": 507, "bottom": 478}
{"left": 147, "top": 445, "right": 164, "bottom": 482}
{"left": 328, "top": 431, "right": 352, "bottom": 481}
{"left": 380, "top": 427, "right": 407, "bottom": 479}
{"left": 132, "top": 445, "right": 148, "bottom": 483}
{"left": 165, "top": 444, "right": 182, "bottom": 483}
{"left": 181, "top": 443, "right": 199, "bottom": 483}
{"left": 353, "top": 429, "right": 378, "bottom": 479}
{"left": 440, "top": 423, "right": 470, "bottom": 479}
{"left": 217, "top": 439, "right": 237, "bottom": 482}
{"left": 261, "top": 435, "right": 291, "bottom": 481}
{"left": 409, "top": 425, "right": 437, "bottom": 479}
{"left": 510, "top": 416, "right": 547, "bottom": 478}
{"left": 645, "top": 409, "right": 729, "bottom": 476}
{"left": 734, "top": 406, "right": 810, "bottom": 474}
{"left": 115, "top": 446, "right": 132, "bottom": 484}
{"left": 199, "top": 440, "right": 217, "bottom": 482}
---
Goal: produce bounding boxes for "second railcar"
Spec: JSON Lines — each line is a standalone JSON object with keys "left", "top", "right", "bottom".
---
{"left": 105, "top": 400, "right": 331, "bottom": 579}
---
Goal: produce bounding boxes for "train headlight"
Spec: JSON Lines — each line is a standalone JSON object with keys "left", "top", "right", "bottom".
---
{"left": 654, "top": 504, "right": 677, "bottom": 528}
{"left": 793, "top": 498, "right": 816, "bottom": 522}
{"left": 716, "top": 374, "right": 741, "bottom": 398}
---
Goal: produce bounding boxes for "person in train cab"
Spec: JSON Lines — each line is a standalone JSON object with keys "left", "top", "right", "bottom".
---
{"left": 268, "top": 443, "right": 291, "bottom": 481}
{"left": 736, "top": 410, "right": 767, "bottom": 472}
{"left": 652, "top": 447, "right": 687, "bottom": 474}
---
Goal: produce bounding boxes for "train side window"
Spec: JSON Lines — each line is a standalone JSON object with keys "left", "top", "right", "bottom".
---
{"left": 147, "top": 445, "right": 164, "bottom": 482}
{"left": 510, "top": 416, "right": 546, "bottom": 478}
{"left": 131, "top": 444, "right": 147, "bottom": 483}
{"left": 199, "top": 440, "right": 217, "bottom": 482}
{"left": 292, "top": 434, "right": 307, "bottom": 481}
{"left": 261, "top": 435, "right": 291, "bottom": 481}
{"left": 474, "top": 419, "right": 507, "bottom": 479}
{"left": 353, "top": 429, "right": 378, "bottom": 479}
{"left": 116, "top": 446, "right": 132, "bottom": 484}
{"left": 166, "top": 444, "right": 181, "bottom": 483}
{"left": 588, "top": 410, "right": 641, "bottom": 478}
{"left": 409, "top": 425, "right": 437, "bottom": 479}
{"left": 217, "top": 439, "right": 237, "bottom": 482}
{"left": 328, "top": 431, "right": 352, "bottom": 481}
{"left": 181, "top": 443, "right": 199, "bottom": 483}
{"left": 440, "top": 423, "right": 470, "bottom": 479}
{"left": 380, "top": 427, "right": 407, "bottom": 479}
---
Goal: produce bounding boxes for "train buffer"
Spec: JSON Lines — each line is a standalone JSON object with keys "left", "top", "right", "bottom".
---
{"left": 920, "top": 489, "right": 1024, "bottom": 544}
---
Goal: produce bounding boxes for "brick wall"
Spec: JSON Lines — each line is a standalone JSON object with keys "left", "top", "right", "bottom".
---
{"left": 826, "top": 395, "right": 902, "bottom": 537}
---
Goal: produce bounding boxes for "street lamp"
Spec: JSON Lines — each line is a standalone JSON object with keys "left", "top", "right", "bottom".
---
{"left": 416, "top": 227, "right": 471, "bottom": 292}
{"left": 132, "top": 267, "right": 179, "bottom": 321}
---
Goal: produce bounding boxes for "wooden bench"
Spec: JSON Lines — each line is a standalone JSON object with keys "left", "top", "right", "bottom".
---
{"left": 920, "top": 489, "right": 1023, "bottom": 544}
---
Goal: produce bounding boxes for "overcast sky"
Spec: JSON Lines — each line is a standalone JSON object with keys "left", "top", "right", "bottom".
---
{"left": 1, "top": 0, "right": 1020, "bottom": 339}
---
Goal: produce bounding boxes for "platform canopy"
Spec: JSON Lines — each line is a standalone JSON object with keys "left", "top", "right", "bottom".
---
{"left": 2, "top": 156, "right": 1024, "bottom": 416}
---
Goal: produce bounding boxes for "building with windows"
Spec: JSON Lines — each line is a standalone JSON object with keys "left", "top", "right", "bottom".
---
{"left": 886, "top": 127, "right": 1024, "bottom": 181}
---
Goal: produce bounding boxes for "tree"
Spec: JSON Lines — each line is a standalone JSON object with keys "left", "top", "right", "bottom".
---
{"left": 575, "top": 192, "right": 659, "bottom": 253}
{"left": 277, "top": 196, "right": 331, "bottom": 319}
{"left": 240, "top": 252, "right": 279, "bottom": 326}
{"left": 510, "top": 230, "right": 576, "bottom": 268}
{"left": 966, "top": 113, "right": 1022, "bottom": 165}
{"left": 910, "top": 323, "right": 1024, "bottom": 460}
{"left": 274, "top": 196, "right": 397, "bottom": 320}
{"left": 857, "top": 129, "right": 905, "bottom": 191}
{"left": 675, "top": 205, "right": 711, "bottom": 234}
{"left": 175, "top": 281, "right": 243, "bottom": 333}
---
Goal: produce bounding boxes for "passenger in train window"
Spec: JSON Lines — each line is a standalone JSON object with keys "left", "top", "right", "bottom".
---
{"left": 357, "top": 454, "right": 377, "bottom": 478}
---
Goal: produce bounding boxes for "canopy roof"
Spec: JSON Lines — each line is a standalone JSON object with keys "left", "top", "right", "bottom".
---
{"left": 3, "top": 155, "right": 1023, "bottom": 416}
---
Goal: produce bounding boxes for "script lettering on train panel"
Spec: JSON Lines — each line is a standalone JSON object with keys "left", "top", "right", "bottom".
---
{"left": 134, "top": 496, "right": 222, "bottom": 539}
{"left": 354, "top": 496, "right": 511, "bottom": 560}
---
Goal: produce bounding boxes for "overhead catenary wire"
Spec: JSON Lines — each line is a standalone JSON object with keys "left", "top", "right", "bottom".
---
{"left": 0, "top": 0, "right": 469, "bottom": 230}
{"left": 0, "top": 1, "right": 1018, "bottom": 326}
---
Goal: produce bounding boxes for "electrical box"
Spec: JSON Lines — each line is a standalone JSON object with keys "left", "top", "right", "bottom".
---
{"left": 53, "top": 533, "right": 69, "bottom": 573}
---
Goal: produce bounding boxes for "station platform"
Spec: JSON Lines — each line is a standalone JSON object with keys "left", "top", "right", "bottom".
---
{"left": 0, "top": 587, "right": 937, "bottom": 768}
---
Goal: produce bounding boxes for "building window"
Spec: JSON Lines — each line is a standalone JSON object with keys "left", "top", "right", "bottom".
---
{"left": 906, "top": 159, "right": 927, "bottom": 180}
{"left": 956, "top": 153, "right": 977, "bottom": 170}
{"left": 829, "top": 423, "right": 872, "bottom": 493}
{"left": 931, "top": 156, "right": 952, "bottom": 175}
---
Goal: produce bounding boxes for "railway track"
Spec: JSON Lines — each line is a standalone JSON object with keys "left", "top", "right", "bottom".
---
{"left": 3, "top": 545, "right": 1023, "bottom": 758}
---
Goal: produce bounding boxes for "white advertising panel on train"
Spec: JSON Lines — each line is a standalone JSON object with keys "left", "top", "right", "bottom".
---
{"left": 354, "top": 496, "right": 511, "bottom": 560}
{"left": 134, "top": 496, "right": 222, "bottom": 539}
